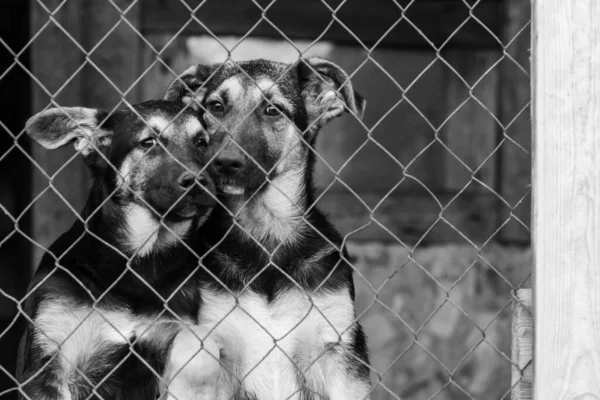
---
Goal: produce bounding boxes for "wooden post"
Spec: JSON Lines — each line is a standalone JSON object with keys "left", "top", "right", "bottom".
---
{"left": 512, "top": 288, "right": 532, "bottom": 400}
{"left": 533, "top": 2, "right": 600, "bottom": 398}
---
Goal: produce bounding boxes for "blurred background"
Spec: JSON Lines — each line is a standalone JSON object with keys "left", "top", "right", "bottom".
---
{"left": 0, "top": 0, "right": 531, "bottom": 398}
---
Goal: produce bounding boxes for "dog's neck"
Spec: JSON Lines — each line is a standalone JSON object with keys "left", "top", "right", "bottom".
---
{"left": 116, "top": 203, "right": 194, "bottom": 257}
{"left": 83, "top": 184, "right": 194, "bottom": 258}
{"left": 228, "top": 168, "right": 309, "bottom": 247}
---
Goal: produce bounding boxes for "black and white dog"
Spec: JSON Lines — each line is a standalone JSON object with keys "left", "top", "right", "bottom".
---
{"left": 164, "top": 57, "right": 372, "bottom": 399}
{"left": 17, "top": 100, "right": 222, "bottom": 400}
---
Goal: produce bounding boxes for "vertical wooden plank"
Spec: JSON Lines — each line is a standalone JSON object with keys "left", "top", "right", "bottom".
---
{"left": 499, "top": 0, "right": 532, "bottom": 243}
{"left": 441, "top": 50, "right": 500, "bottom": 192}
{"left": 533, "top": 1, "right": 600, "bottom": 399}
{"left": 30, "top": 0, "right": 89, "bottom": 268}
{"left": 512, "top": 288, "right": 532, "bottom": 400}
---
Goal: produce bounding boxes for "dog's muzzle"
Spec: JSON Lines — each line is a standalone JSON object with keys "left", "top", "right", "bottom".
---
{"left": 146, "top": 171, "right": 216, "bottom": 221}
{"left": 211, "top": 149, "right": 247, "bottom": 196}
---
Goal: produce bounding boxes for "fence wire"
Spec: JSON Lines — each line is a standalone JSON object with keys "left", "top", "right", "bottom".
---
{"left": 0, "top": 0, "right": 532, "bottom": 399}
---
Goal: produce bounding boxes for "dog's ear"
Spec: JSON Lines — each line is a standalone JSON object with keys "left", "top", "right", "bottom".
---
{"left": 26, "top": 107, "right": 112, "bottom": 160}
{"left": 164, "top": 64, "right": 214, "bottom": 112}
{"left": 298, "top": 57, "right": 366, "bottom": 125}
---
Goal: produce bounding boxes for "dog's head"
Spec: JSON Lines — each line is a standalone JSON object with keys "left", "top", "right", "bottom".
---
{"left": 26, "top": 100, "right": 216, "bottom": 238}
{"left": 164, "top": 58, "right": 365, "bottom": 199}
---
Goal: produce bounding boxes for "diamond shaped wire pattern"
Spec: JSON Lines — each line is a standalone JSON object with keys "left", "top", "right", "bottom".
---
{"left": 0, "top": 0, "right": 532, "bottom": 399}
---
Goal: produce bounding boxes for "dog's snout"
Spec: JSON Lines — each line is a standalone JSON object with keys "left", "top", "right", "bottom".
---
{"left": 177, "top": 171, "right": 210, "bottom": 189}
{"left": 197, "top": 173, "right": 209, "bottom": 186}
{"left": 178, "top": 172, "right": 196, "bottom": 189}
{"left": 214, "top": 154, "right": 245, "bottom": 176}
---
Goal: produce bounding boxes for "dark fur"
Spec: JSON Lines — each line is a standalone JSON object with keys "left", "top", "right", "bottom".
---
{"left": 17, "top": 101, "right": 215, "bottom": 400}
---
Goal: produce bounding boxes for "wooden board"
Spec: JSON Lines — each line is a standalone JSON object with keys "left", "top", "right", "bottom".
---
{"left": 533, "top": 1, "right": 600, "bottom": 398}
{"left": 512, "top": 288, "right": 532, "bottom": 400}
{"left": 141, "top": 0, "right": 504, "bottom": 50}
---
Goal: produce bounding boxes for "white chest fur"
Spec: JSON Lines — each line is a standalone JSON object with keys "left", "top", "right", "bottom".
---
{"left": 199, "top": 287, "right": 357, "bottom": 400}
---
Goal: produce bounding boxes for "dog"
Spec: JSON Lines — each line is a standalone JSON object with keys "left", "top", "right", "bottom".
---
{"left": 16, "top": 100, "right": 222, "bottom": 400}
{"left": 164, "top": 57, "right": 372, "bottom": 400}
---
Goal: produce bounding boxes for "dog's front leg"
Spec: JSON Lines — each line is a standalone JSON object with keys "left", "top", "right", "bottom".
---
{"left": 327, "top": 376, "right": 371, "bottom": 400}
{"left": 306, "top": 324, "right": 372, "bottom": 400}
{"left": 320, "top": 358, "right": 372, "bottom": 400}
{"left": 161, "top": 326, "right": 221, "bottom": 400}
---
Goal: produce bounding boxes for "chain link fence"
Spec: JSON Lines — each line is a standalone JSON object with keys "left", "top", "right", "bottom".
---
{"left": 0, "top": 0, "right": 532, "bottom": 399}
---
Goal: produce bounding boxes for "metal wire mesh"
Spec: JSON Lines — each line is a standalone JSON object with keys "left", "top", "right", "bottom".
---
{"left": 0, "top": 0, "right": 532, "bottom": 399}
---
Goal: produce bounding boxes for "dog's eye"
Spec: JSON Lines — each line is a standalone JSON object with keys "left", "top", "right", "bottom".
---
{"left": 140, "top": 137, "right": 157, "bottom": 149}
{"left": 196, "top": 137, "right": 209, "bottom": 148}
{"left": 208, "top": 101, "right": 224, "bottom": 114}
{"left": 265, "top": 105, "right": 282, "bottom": 117}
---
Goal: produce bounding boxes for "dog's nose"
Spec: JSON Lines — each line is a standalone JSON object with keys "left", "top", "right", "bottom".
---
{"left": 178, "top": 172, "right": 195, "bottom": 189}
{"left": 178, "top": 171, "right": 208, "bottom": 189}
{"left": 213, "top": 155, "right": 245, "bottom": 176}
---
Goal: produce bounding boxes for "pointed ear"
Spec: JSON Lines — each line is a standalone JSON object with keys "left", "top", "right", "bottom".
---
{"left": 298, "top": 57, "right": 366, "bottom": 125}
{"left": 164, "top": 64, "right": 214, "bottom": 112}
{"left": 26, "top": 107, "right": 112, "bottom": 159}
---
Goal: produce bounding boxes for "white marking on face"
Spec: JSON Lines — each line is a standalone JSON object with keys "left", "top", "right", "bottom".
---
{"left": 256, "top": 78, "right": 294, "bottom": 113}
{"left": 184, "top": 117, "right": 203, "bottom": 139}
{"left": 196, "top": 287, "right": 358, "bottom": 400}
{"left": 181, "top": 95, "right": 204, "bottom": 112}
{"left": 146, "top": 115, "right": 171, "bottom": 139}
{"left": 121, "top": 204, "right": 192, "bottom": 256}
{"left": 217, "top": 77, "right": 244, "bottom": 103}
